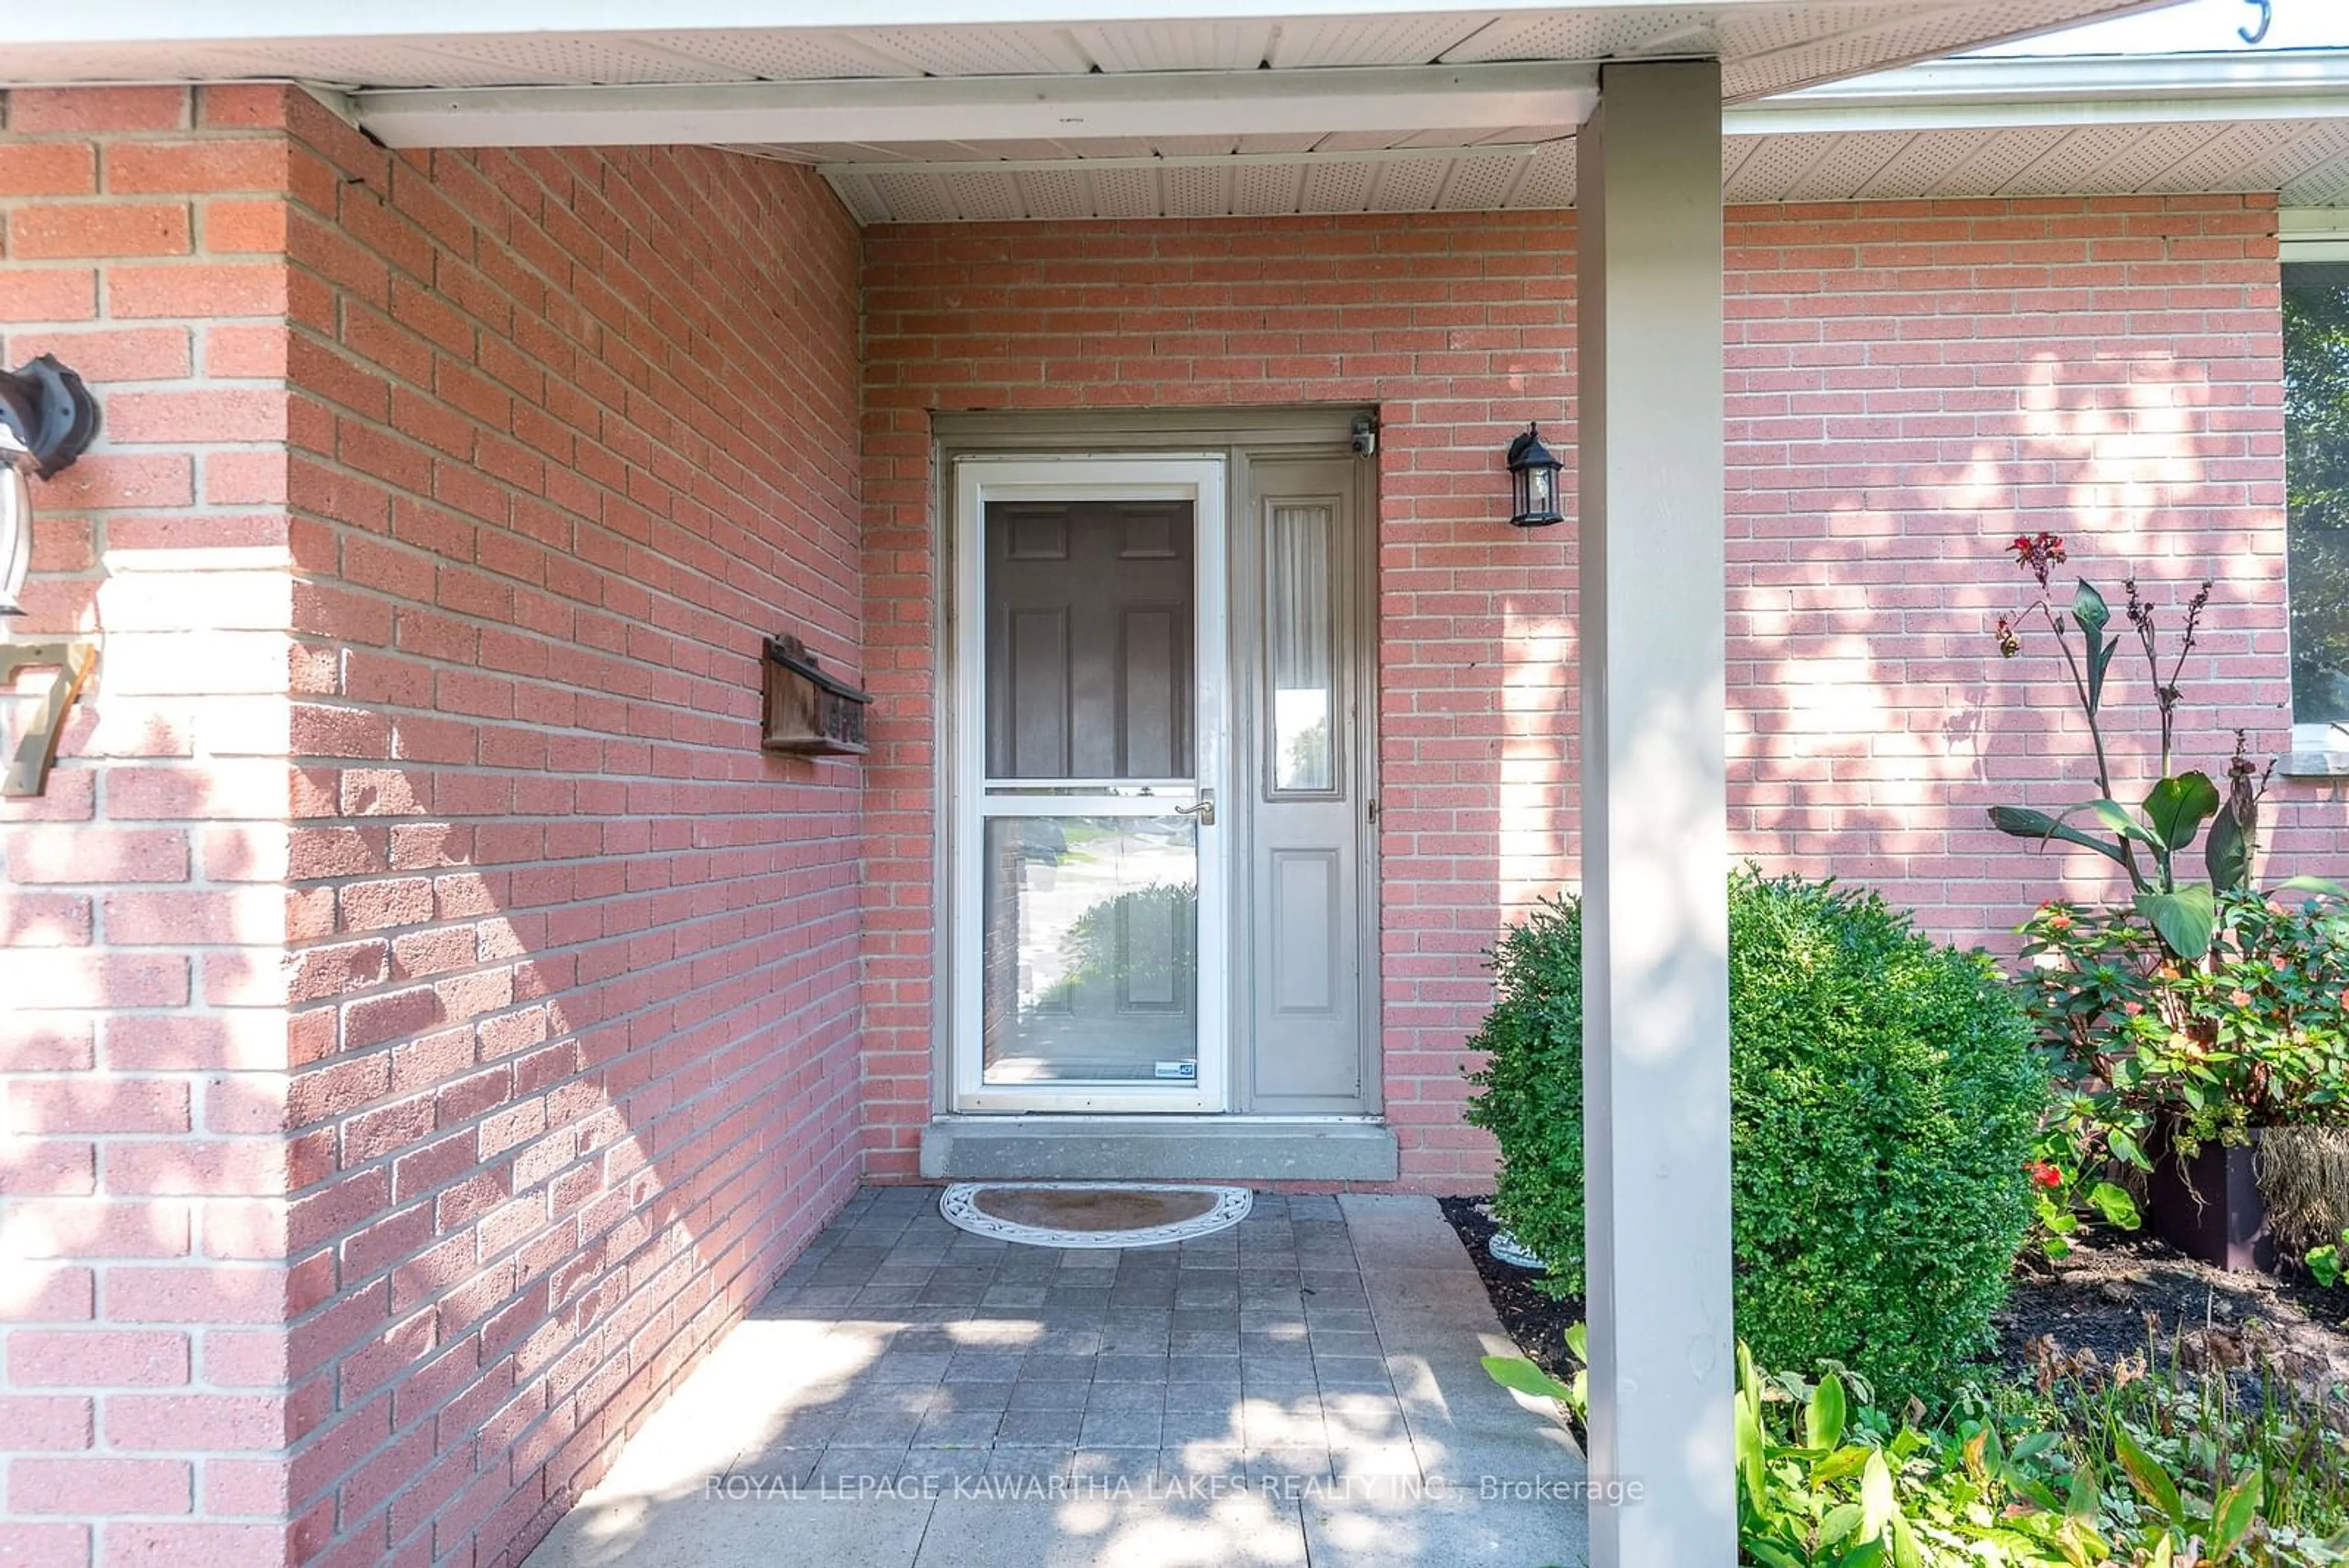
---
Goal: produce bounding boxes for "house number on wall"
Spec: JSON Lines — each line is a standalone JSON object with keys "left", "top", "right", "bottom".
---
{"left": 1, "top": 640, "right": 97, "bottom": 798}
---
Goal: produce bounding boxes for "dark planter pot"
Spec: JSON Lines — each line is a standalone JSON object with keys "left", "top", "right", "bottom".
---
{"left": 2147, "top": 1125, "right": 2276, "bottom": 1273}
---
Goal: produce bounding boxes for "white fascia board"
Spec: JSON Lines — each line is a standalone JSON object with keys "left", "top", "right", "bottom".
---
{"left": 2285, "top": 208, "right": 2349, "bottom": 237}
{"left": 1753, "top": 47, "right": 2349, "bottom": 108}
{"left": 2283, "top": 209, "right": 2349, "bottom": 254}
{"left": 1727, "top": 91, "right": 2349, "bottom": 132}
{"left": 0, "top": 0, "right": 1959, "bottom": 45}
{"left": 1727, "top": 48, "right": 2349, "bottom": 132}
{"left": 354, "top": 62, "right": 1601, "bottom": 150}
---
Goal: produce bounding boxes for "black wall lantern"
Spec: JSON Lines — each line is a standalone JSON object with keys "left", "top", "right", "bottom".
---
{"left": 0, "top": 355, "right": 102, "bottom": 616}
{"left": 1505, "top": 422, "right": 1563, "bottom": 529}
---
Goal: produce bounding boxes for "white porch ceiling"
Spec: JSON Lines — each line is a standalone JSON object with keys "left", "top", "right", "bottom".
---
{"left": 0, "top": 4, "right": 2183, "bottom": 103}
{"left": 13, "top": 0, "right": 2306, "bottom": 218}
{"left": 798, "top": 48, "right": 2349, "bottom": 218}
{"left": 810, "top": 111, "right": 2349, "bottom": 220}
{"left": 1724, "top": 110, "right": 2349, "bottom": 205}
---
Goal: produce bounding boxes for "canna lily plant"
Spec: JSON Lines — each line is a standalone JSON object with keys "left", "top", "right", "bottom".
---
{"left": 1985, "top": 533, "right": 2324, "bottom": 960}
{"left": 1988, "top": 535, "right": 2349, "bottom": 1261}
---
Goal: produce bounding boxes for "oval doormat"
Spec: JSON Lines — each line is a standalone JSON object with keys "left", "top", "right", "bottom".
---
{"left": 938, "top": 1182, "right": 1253, "bottom": 1249}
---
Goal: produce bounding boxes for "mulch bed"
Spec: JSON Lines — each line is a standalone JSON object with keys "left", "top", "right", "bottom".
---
{"left": 1998, "top": 1225, "right": 2349, "bottom": 1386}
{"left": 1438, "top": 1197, "right": 1586, "bottom": 1389}
{"left": 1439, "top": 1196, "right": 2349, "bottom": 1398}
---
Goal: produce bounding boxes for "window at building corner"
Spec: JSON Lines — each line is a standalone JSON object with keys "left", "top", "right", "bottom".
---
{"left": 2284, "top": 259, "right": 2349, "bottom": 737}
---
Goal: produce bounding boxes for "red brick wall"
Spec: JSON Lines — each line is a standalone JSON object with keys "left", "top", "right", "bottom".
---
{"left": 861, "top": 193, "right": 2337, "bottom": 1191}
{"left": 862, "top": 212, "right": 1578, "bottom": 1187}
{"left": 1, "top": 83, "right": 305, "bottom": 1568}
{"left": 2, "top": 84, "right": 870, "bottom": 1568}
{"left": 1723, "top": 195, "right": 2335, "bottom": 937}
{"left": 6, "top": 82, "right": 2340, "bottom": 1561}
{"left": 272, "top": 98, "right": 866, "bottom": 1567}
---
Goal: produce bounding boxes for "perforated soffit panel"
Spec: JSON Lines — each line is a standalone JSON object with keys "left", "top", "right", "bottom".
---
{"left": 0, "top": 1, "right": 2187, "bottom": 103}
{"left": 817, "top": 113, "right": 2349, "bottom": 223}
{"left": 4, "top": 2, "right": 2277, "bottom": 217}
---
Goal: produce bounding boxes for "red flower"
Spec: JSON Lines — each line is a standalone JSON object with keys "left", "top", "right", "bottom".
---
{"left": 2028, "top": 1162, "right": 2063, "bottom": 1189}
{"left": 2006, "top": 530, "right": 2068, "bottom": 590}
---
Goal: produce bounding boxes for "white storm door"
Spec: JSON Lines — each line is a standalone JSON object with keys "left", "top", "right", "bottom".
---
{"left": 952, "top": 458, "right": 1230, "bottom": 1113}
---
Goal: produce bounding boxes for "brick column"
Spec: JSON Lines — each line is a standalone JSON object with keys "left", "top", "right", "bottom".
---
{"left": 1, "top": 83, "right": 300, "bottom": 1568}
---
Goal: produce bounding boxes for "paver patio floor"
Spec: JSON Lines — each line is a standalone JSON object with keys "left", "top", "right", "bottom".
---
{"left": 525, "top": 1189, "right": 1587, "bottom": 1566}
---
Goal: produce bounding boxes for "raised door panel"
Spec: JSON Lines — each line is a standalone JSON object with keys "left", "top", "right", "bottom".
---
{"left": 1005, "top": 608, "right": 1070, "bottom": 777}
{"left": 1267, "top": 849, "right": 1338, "bottom": 1017}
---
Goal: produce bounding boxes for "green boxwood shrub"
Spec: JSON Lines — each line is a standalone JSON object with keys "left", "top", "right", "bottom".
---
{"left": 1464, "top": 869, "right": 2044, "bottom": 1406}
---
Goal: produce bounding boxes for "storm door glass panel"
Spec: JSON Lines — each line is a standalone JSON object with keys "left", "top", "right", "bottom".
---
{"left": 981, "top": 817, "right": 1198, "bottom": 1084}
{"left": 979, "top": 499, "right": 1201, "bottom": 1087}
{"left": 984, "top": 500, "right": 1193, "bottom": 781}
{"left": 1266, "top": 502, "right": 1334, "bottom": 792}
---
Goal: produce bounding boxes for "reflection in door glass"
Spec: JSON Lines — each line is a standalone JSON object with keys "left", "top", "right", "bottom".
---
{"left": 1267, "top": 502, "right": 1335, "bottom": 792}
{"left": 2287, "top": 261, "right": 2349, "bottom": 727}
{"left": 981, "top": 816, "right": 1200, "bottom": 1085}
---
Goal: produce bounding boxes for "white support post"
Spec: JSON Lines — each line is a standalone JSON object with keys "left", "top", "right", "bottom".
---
{"left": 1576, "top": 59, "right": 1736, "bottom": 1568}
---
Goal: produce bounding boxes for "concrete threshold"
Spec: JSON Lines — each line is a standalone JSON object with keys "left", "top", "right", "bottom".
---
{"left": 918, "top": 1117, "right": 1401, "bottom": 1183}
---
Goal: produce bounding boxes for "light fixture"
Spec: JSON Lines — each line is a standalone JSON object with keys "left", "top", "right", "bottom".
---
{"left": 1505, "top": 422, "right": 1563, "bottom": 529}
{"left": 0, "top": 355, "right": 100, "bottom": 617}
{"left": 0, "top": 430, "right": 30, "bottom": 617}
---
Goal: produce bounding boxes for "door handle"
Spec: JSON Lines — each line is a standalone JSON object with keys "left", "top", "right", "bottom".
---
{"left": 1173, "top": 793, "right": 1216, "bottom": 827}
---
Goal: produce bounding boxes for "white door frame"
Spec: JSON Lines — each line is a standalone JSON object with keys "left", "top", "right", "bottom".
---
{"left": 949, "top": 455, "right": 1230, "bottom": 1113}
